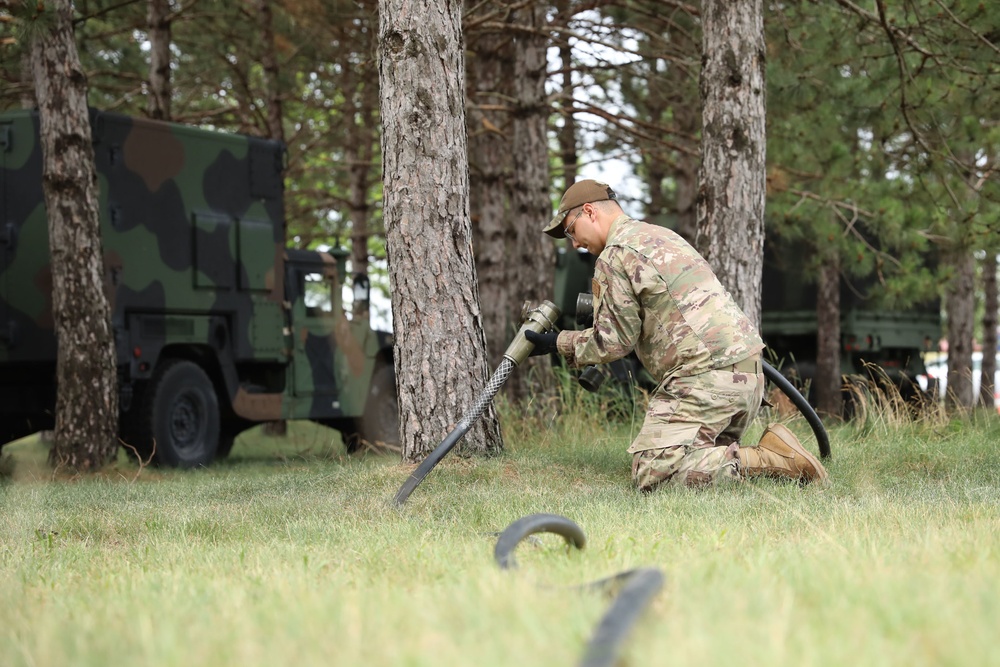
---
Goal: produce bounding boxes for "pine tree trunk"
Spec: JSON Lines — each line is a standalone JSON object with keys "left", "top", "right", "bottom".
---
{"left": 508, "top": 2, "right": 555, "bottom": 400}
{"left": 554, "top": 0, "right": 578, "bottom": 188}
{"left": 146, "top": 0, "right": 172, "bottom": 120}
{"left": 945, "top": 248, "right": 976, "bottom": 410}
{"left": 815, "top": 249, "right": 842, "bottom": 417}
{"left": 19, "top": 54, "right": 36, "bottom": 109}
{"left": 256, "top": 0, "right": 284, "bottom": 142}
{"left": 379, "top": 0, "right": 502, "bottom": 460}
{"left": 695, "top": 0, "right": 766, "bottom": 327}
{"left": 979, "top": 253, "right": 997, "bottom": 408}
{"left": 347, "top": 75, "right": 377, "bottom": 286}
{"left": 30, "top": 0, "right": 119, "bottom": 471}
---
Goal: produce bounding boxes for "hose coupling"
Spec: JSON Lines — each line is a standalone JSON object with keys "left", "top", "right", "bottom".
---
{"left": 504, "top": 300, "right": 562, "bottom": 365}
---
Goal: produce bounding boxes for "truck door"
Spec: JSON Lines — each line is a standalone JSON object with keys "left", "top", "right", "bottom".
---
{"left": 291, "top": 265, "right": 340, "bottom": 400}
{"left": 286, "top": 250, "right": 377, "bottom": 420}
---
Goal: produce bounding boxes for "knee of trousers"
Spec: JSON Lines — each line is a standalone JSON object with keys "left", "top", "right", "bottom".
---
{"left": 631, "top": 445, "right": 740, "bottom": 491}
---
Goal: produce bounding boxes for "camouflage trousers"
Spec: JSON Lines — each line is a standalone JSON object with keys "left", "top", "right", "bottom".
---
{"left": 629, "top": 357, "right": 764, "bottom": 491}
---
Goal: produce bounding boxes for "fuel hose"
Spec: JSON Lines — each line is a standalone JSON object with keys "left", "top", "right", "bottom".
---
{"left": 493, "top": 513, "right": 664, "bottom": 667}
{"left": 392, "top": 357, "right": 517, "bottom": 506}
{"left": 761, "top": 360, "right": 831, "bottom": 459}
{"left": 392, "top": 301, "right": 562, "bottom": 507}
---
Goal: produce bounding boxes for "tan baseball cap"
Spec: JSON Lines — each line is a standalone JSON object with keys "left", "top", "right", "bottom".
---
{"left": 542, "top": 179, "right": 618, "bottom": 238}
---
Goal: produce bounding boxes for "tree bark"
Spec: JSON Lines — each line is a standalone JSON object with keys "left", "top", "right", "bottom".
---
{"left": 815, "top": 247, "right": 842, "bottom": 417}
{"left": 695, "top": 0, "right": 766, "bottom": 327}
{"left": 346, "top": 77, "right": 377, "bottom": 282}
{"left": 146, "top": 0, "right": 172, "bottom": 120}
{"left": 255, "top": 0, "right": 284, "bottom": 142}
{"left": 554, "top": 0, "right": 578, "bottom": 188}
{"left": 19, "top": 52, "right": 36, "bottom": 109}
{"left": 379, "top": 0, "right": 502, "bottom": 460}
{"left": 30, "top": 0, "right": 119, "bottom": 470}
{"left": 508, "top": 2, "right": 555, "bottom": 400}
{"left": 980, "top": 253, "right": 997, "bottom": 408}
{"left": 467, "top": 5, "right": 513, "bottom": 367}
{"left": 945, "top": 247, "right": 975, "bottom": 410}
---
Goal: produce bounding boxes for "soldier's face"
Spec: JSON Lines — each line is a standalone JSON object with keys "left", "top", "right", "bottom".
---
{"left": 565, "top": 205, "right": 603, "bottom": 255}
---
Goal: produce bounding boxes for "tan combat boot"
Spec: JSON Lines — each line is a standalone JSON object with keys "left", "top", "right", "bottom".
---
{"left": 737, "top": 423, "right": 829, "bottom": 485}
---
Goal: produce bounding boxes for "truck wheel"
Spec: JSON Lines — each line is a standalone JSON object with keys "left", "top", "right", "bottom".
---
{"left": 345, "top": 364, "right": 399, "bottom": 454}
{"left": 140, "top": 360, "right": 220, "bottom": 468}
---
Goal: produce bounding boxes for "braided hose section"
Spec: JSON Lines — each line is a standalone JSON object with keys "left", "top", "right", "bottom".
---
{"left": 458, "top": 357, "right": 515, "bottom": 429}
{"left": 392, "top": 358, "right": 516, "bottom": 507}
{"left": 493, "top": 513, "right": 665, "bottom": 667}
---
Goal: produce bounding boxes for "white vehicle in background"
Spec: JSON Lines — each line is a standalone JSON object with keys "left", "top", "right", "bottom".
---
{"left": 922, "top": 350, "right": 1000, "bottom": 408}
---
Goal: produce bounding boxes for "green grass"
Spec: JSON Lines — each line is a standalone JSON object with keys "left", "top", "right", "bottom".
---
{"left": 2, "top": 402, "right": 999, "bottom": 667}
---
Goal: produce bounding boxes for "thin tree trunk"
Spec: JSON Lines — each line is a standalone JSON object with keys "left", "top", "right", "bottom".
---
{"left": 346, "top": 88, "right": 376, "bottom": 282}
{"left": 980, "top": 253, "right": 997, "bottom": 408}
{"left": 555, "top": 0, "right": 578, "bottom": 188}
{"left": 945, "top": 247, "right": 976, "bottom": 410}
{"left": 255, "top": 0, "right": 288, "bottom": 438}
{"left": 256, "top": 0, "right": 284, "bottom": 142}
{"left": 342, "top": 19, "right": 378, "bottom": 288}
{"left": 30, "top": 0, "right": 119, "bottom": 470}
{"left": 815, "top": 247, "right": 842, "bottom": 417}
{"left": 147, "top": 0, "right": 172, "bottom": 120}
{"left": 379, "top": 0, "right": 502, "bottom": 460}
{"left": 695, "top": 0, "right": 766, "bottom": 327}
{"left": 509, "top": 2, "right": 555, "bottom": 400}
{"left": 20, "top": 53, "right": 36, "bottom": 109}
{"left": 671, "top": 100, "right": 700, "bottom": 244}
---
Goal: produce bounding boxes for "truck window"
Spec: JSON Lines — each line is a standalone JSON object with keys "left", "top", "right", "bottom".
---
{"left": 303, "top": 272, "right": 334, "bottom": 315}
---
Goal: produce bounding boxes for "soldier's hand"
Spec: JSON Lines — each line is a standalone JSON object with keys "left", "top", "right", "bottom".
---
{"left": 524, "top": 329, "right": 559, "bottom": 357}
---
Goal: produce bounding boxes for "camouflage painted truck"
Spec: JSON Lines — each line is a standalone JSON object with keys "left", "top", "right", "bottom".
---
{"left": 0, "top": 109, "right": 398, "bottom": 466}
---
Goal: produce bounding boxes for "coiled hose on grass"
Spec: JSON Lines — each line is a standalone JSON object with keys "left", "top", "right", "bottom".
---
{"left": 493, "top": 513, "right": 665, "bottom": 667}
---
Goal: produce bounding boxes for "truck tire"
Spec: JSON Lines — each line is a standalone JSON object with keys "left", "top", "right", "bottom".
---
{"left": 136, "top": 359, "right": 221, "bottom": 468}
{"left": 344, "top": 364, "right": 399, "bottom": 454}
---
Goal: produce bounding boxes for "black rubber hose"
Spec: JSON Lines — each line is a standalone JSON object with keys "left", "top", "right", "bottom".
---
{"left": 393, "top": 357, "right": 517, "bottom": 506}
{"left": 494, "top": 514, "right": 664, "bottom": 667}
{"left": 579, "top": 568, "right": 665, "bottom": 667}
{"left": 762, "top": 359, "right": 831, "bottom": 459}
{"left": 493, "top": 513, "right": 587, "bottom": 569}
{"left": 392, "top": 425, "right": 468, "bottom": 507}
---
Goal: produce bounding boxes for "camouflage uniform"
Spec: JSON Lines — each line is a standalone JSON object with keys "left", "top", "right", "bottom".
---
{"left": 556, "top": 214, "right": 765, "bottom": 490}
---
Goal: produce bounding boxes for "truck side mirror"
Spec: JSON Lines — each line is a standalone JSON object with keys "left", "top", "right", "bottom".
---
{"left": 352, "top": 273, "right": 370, "bottom": 307}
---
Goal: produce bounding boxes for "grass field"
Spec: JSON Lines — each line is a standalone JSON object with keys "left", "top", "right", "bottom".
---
{"left": 1, "top": 397, "right": 999, "bottom": 667}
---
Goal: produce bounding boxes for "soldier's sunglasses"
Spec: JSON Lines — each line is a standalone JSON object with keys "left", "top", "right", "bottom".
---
{"left": 564, "top": 208, "right": 585, "bottom": 244}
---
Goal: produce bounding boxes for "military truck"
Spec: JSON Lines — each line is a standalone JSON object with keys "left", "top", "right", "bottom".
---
{"left": 760, "top": 235, "right": 940, "bottom": 401}
{"left": 0, "top": 109, "right": 398, "bottom": 466}
{"left": 552, "top": 227, "right": 940, "bottom": 405}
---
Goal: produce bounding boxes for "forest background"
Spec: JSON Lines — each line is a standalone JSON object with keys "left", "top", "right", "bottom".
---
{"left": 1, "top": 0, "right": 997, "bottom": 444}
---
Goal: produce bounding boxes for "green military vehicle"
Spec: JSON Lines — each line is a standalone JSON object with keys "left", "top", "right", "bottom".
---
{"left": 760, "top": 236, "right": 940, "bottom": 401}
{"left": 0, "top": 109, "right": 398, "bottom": 466}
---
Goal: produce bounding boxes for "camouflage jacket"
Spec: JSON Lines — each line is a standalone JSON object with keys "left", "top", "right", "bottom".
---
{"left": 556, "top": 214, "right": 763, "bottom": 381}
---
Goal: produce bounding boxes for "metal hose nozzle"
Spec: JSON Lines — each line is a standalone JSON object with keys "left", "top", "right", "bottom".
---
{"left": 503, "top": 300, "right": 561, "bottom": 365}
